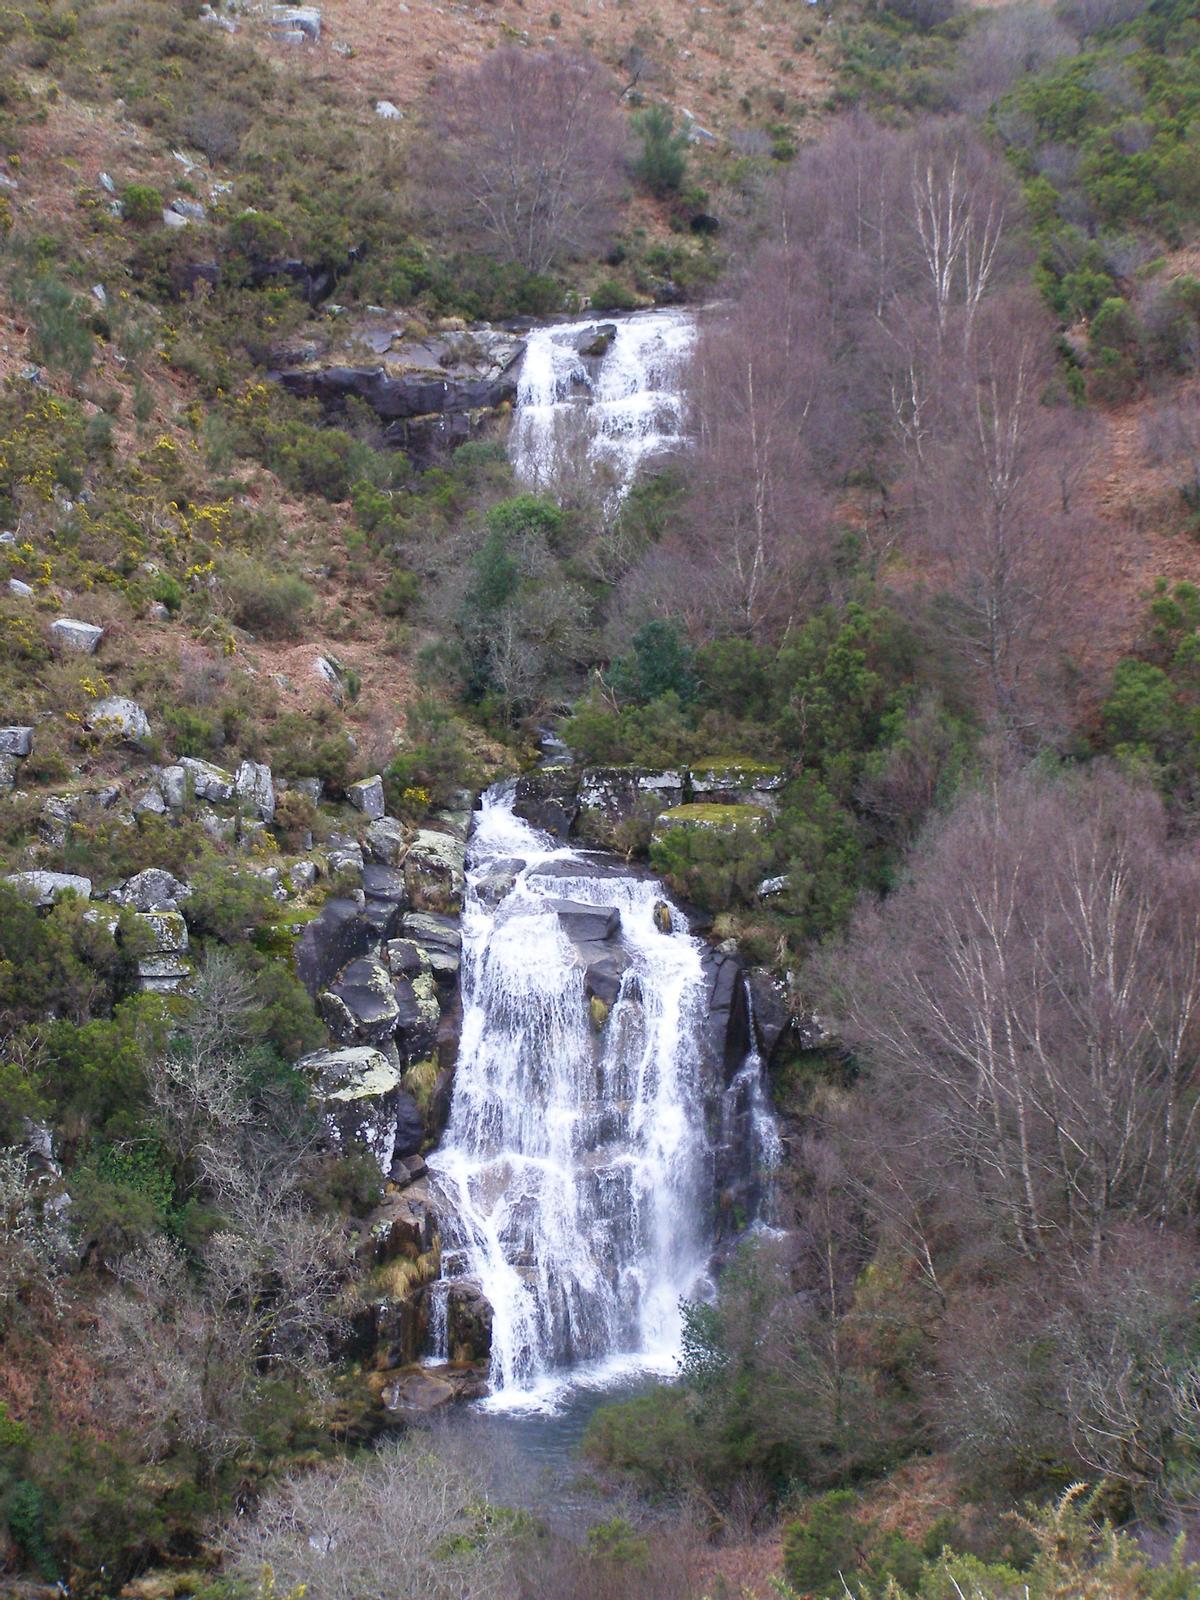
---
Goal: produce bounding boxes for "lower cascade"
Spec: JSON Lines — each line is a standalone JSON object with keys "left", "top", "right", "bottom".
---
{"left": 426, "top": 783, "right": 777, "bottom": 1405}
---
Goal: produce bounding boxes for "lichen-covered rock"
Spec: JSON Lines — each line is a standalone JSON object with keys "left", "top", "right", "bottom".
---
{"left": 690, "top": 759, "right": 785, "bottom": 811}
{"left": 320, "top": 956, "right": 402, "bottom": 1045}
{"left": 579, "top": 767, "right": 686, "bottom": 828}
{"left": 134, "top": 910, "right": 189, "bottom": 953}
{"left": 87, "top": 697, "right": 151, "bottom": 745}
{"left": 179, "top": 756, "right": 236, "bottom": 804}
{"left": 0, "top": 727, "right": 33, "bottom": 757}
{"left": 404, "top": 829, "right": 465, "bottom": 908}
{"left": 235, "top": 759, "right": 275, "bottom": 822}
{"left": 135, "top": 953, "right": 191, "bottom": 994}
{"left": 652, "top": 802, "right": 769, "bottom": 836}
{"left": 158, "top": 764, "right": 187, "bottom": 809}
{"left": 398, "top": 912, "right": 461, "bottom": 981}
{"left": 347, "top": 774, "right": 385, "bottom": 819}
{"left": 364, "top": 816, "right": 408, "bottom": 866}
{"left": 299, "top": 1044, "right": 403, "bottom": 1174}
{"left": 50, "top": 618, "right": 103, "bottom": 655}
{"left": 5, "top": 870, "right": 91, "bottom": 906}
{"left": 111, "top": 867, "right": 191, "bottom": 912}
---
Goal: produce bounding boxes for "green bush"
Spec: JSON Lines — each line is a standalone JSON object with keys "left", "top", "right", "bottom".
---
{"left": 631, "top": 103, "right": 689, "bottom": 197}
{"left": 219, "top": 554, "right": 314, "bottom": 639}
{"left": 782, "top": 1491, "right": 870, "bottom": 1596}
{"left": 122, "top": 182, "right": 163, "bottom": 226}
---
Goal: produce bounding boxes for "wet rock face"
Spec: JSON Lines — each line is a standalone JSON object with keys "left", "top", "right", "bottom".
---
{"left": 700, "top": 948, "right": 754, "bottom": 1084}
{"left": 512, "top": 767, "right": 579, "bottom": 839}
{"left": 444, "top": 1279, "right": 493, "bottom": 1363}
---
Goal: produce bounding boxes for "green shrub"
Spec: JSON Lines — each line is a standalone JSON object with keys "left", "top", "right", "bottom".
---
{"left": 219, "top": 554, "right": 314, "bottom": 639}
{"left": 631, "top": 103, "right": 689, "bottom": 197}
{"left": 782, "top": 1491, "right": 871, "bottom": 1596}
{"left": 122, "top": 182, "right": 163, "bottom": 226}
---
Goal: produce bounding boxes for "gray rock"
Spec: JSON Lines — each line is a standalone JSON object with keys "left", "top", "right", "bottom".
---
{"left": 39, "top": 796, "right": 76, "bottom": 848}
{"left": 404, "top": 829, "right": 466, "bottom": 906}
{"left": 162, "top": 208, "right": 189, "bottom": 229}
{"left": 179, "top": 756, "right": 236, "bottom": 803}
{"left": 87, "top": 696, "right": 151, "bottom": 745}
{"left": 135, "top": 787, "right": 168, "bottom": 817}
{"left": 375, "top": 99, "right": 402, "bottom": 119}
{"left": 398, "top": 912, "right": 461, "bottom": 980}
{"left": 288, "top": 859, "right": 318, "bottom": 894}
{"left": 7, "top": 578, "right": 32, "bottom": 599}
{"left": 299, "top": 1045, "right": 402, "bottom": 1174}
{"left": 169, "top": 198, "right": 206, "bottom": 222}
{"left": 513, "top": 767, "right": 578, "bottom": 839}
{"left": 159, "top": 764, "right": 187, "bottom": 809}
{"left": 0, "top": 727, "right": 33, "bottom": 758}
{"left": 134, "top": 910, "right": 189, "bottom": 953}
{"left": 5, "top": 870, "right": 91, "bottom": 906}
{"left": 98, "top": 171, "right": 116, "bottom": 194}
{"left": 201, "top": 811, "right": 237, "bottom": 844}
{"left": 235, "top": 759, "right": 275, "bottom": 822}
{"left": 0, "top": 755, "right": 16, "bottom": 792}
{"left": 347, "top": 774, "right": 385, "bottom": 819}
{"left": 320, "top": 955, "right": 401, "bottom": 1045}
{"left": 296, "top": 896, "right": 377, "bottom": 994}
{"left": 112, "top": 867, "right": 191, "bottom": 912}
{"left": 135, "top": 954, "right": 191, "bottom": 993}
{"left": 364, "top": 862, "right": 408, "bottom": 904}
{"left": 364, "top": 816, "right": 407, "bottom": 866}
{"left": 270, "top": 4, "right": 321, "bottom": 39}
{"left": 326, "top": 835, "right": 364, "bottom": 881}
{"left": 49, "top": 618, "right": 103, "bottom": 655}
{"left": 292, "top": 776, "right": 323, "bottom": 803}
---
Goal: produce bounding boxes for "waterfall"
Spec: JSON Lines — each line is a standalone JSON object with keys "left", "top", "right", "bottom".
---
{"left": 426, "top": 784, "right": 775, "bottom": 1409}
{"left": 509, "top": 308, "right": 696, "bottom": 500}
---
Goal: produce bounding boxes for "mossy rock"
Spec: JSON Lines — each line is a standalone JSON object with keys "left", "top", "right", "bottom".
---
{"left": 653, "top": 803, "right": 769, "bottom": 834}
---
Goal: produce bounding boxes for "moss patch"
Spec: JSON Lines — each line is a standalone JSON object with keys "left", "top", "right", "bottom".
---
{"left": 653, "top": 803, "right": 769, "bottom": 832}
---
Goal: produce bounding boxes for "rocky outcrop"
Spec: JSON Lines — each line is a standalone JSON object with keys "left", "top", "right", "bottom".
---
{"left": 4, "top": 870, "right": 91, "bottom": 905}
{"left": 86, "top": 697, "right": 151, "bottom": 745}
{"left": 276, "top": 321, "right": 525, "bottom": 467}
{"left": 320, "top": 956, "right": 402, "bottom": 1046}
{"left": 700, "top": 947, "right": 754, "bottom": 1082}
{"left": 512, "top": 767, "right": 578, "bottom": 839}
{"left": 300, "top": 1045, "right": 404, "bottom": 1175}
{"left": 49, "top": 618, "right": 103, "bottom": 655}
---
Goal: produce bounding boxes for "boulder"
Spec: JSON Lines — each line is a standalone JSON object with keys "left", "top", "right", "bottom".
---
{"left": 299, "top": 1045, "right": 404, "bottom": 1173}
{"left": 392, "top": 1088, "right": 426, "bottom": 1158}
{"left": 0, "top": 727, "right": 33, "bottom": 758}
{"left": 398, "top": 912, "right": 461, "bottom": 981}
{"left": 135, "top": 787, "right": 168, "bottom": 817}
{"left": 326, "top": 832, "right": 365, "bottom": 879}
{"left": 748, "top": 968, "right": 791, "bottom": 1062}
{"left": 87, "top": 696, "right": 151, "bottom": 745}
{"left": 179, "top": 756, "right": 236, "bottom": 804}
{"left": 548, "top": 898, "right": 621, "bottom": 944}
{"left": 404, "top": 829, "right": 465, "bottom": 907}
{"left": 700, "top": 948, "right": 753, "bottom": 1083}
{"left": 320, "top": 956, "right": 402, "bottom": 1045}
{"left": 158, "top": 764, "right": 187, "bottom": 809}
{"left": 49, "top": 618, "right": 103, "bottom": 655}
{"left": 474, "top": 856, "right": 524, "bottom": 908}
{"left": 296, "top": 896, "right": 377, "bottom": 994}
{"left": 578, "top": 767, "right": 686, "bottom": 828}
{"left": 379, "top": 1369, "right": 457, "bottom": 1415}
{"left": 364, "top": 862, "right": 408, "bottom": 906}
{"left": 445, "top": 1278, "right": 493, "bottom": 1363}
{"left": 393, "top": 970, "right": 440, "bottom": 1064}
{"left": 112, "top": 868, "right": 191, "bottom": 912}
{"left": 235, "top": 760, "right": 275, "bottom": 822}
{"left": 8, "top": 578, "right": 32, "bottom": 599}
{"left": 5, "top": 870, "right": 91, "bottom": 906}
{"left": 512, "top": 767, "right": 578, "bottom": 839}
{"left": 270, "top": 3, "right": 320, "bottom": 40}
{"left": 347, "top": 775, "right": 385, "bottom": 819}
{"left": 134, "top": 910, "right": 189, "bottom": 953}
{"left": 691, "top": 760, "right": 785, "bottom": 812}
{"left": 0, "top": 755, "right": 16, "bottom": 792}
{"left": 364, "top": 816, "right": 408, "bottom": 866}
{"left": 288, "top": 859, "right": 318, "bottom": 894}
{"left": 369, "top": 1178, "right": 437, "bottom": 1258}
{"left": 134, "top": 953, "right": 191, "bottom": 993}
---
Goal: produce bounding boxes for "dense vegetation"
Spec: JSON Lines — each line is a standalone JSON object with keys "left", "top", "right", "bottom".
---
{"left": 0, "top": 0, "right": 1198, "bottom": 1593}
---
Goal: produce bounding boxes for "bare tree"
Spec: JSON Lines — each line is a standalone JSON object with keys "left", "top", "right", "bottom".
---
{"left": 424, "top": 47, "right": 627, "bottom": 274}
{"left": 223, "top": 1439, "right": 514, "bottom": 1600}
{"left": 822, "top": 764, "right": 1200, "bottom": 1260}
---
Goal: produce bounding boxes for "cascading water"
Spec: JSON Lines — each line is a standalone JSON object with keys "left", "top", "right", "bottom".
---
{"left": 509, "top": 308, "right": 696, "bottom": 499}
{"left": 426, "top": 784, "right": 776, "bottom": 1408}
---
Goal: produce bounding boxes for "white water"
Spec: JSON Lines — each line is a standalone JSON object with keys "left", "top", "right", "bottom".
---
{"left": 427, "top": 784, "right": 770, "bottom": 1411}
{"left": 509, "top": 308, "right": 696, "bottom": 500}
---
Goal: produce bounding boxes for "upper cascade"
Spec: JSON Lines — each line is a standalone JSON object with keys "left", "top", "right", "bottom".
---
{"left": 425, "top": 782, "right": 777, "bottom": 1409}
{"left": 508, "top": 308, "right": 696, "bottom": 500}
